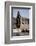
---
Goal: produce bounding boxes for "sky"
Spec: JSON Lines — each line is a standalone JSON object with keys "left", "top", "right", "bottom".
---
{"left": 12, "top": 8, "right": 29, "bottom": 18}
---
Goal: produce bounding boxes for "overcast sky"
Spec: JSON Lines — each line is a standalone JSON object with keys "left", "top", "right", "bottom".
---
{"left": 12, "top": 8, "right": 29, "bottom": 18}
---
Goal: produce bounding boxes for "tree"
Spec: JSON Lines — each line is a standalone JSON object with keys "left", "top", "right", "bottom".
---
{"left": 16, "top": 11, "right": 21, "bottom": 28}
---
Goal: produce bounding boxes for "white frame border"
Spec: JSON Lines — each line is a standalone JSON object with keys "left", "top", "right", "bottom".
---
{"left": 10, "top": 5, "right": 32, "bottom": 40}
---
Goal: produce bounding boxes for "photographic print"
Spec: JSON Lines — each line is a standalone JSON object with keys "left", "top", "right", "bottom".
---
{"left": 11, "top": 7, "right": 30, "bottom": 36}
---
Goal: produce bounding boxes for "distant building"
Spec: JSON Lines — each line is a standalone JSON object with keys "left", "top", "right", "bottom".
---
{"left": 12, "top": 16, "right": 29, "bottom": 31}
{"left": 20, "top": 16, "right": 29, "bottom": 32}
